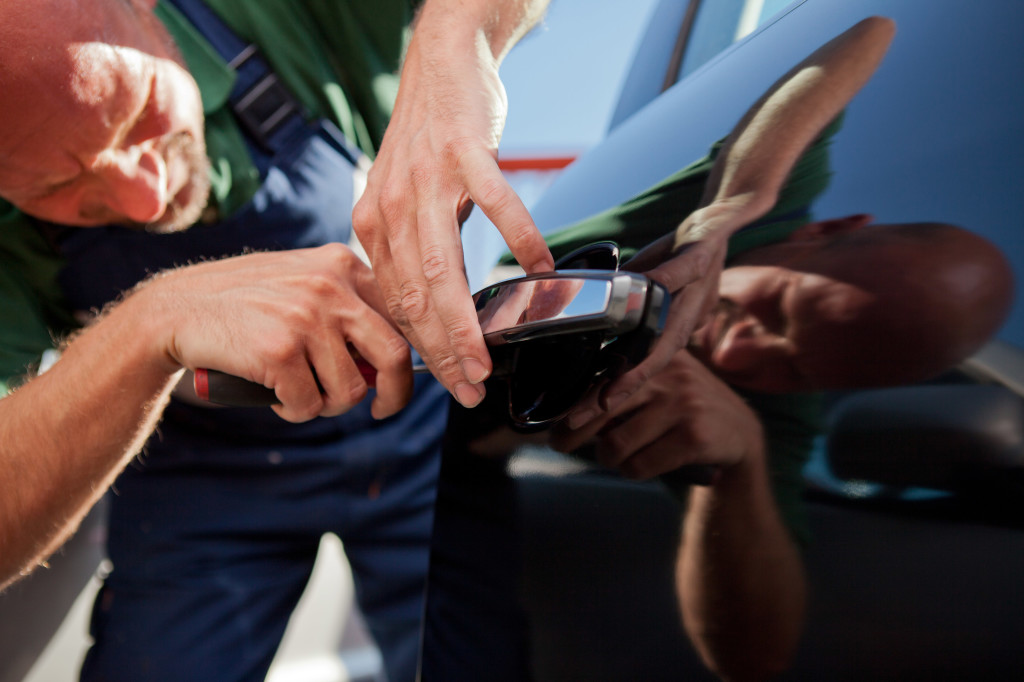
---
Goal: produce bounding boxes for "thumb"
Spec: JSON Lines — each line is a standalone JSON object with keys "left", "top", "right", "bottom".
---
{"left": 644, "top": 242, "right": 709, "bottom": 293}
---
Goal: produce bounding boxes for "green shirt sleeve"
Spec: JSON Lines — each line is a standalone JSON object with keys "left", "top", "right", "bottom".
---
{"left": 741, "top": 390, "right": 823, "bottom": 547}
{"left": 0, "top": 204, "right": 76, "bottom": 395}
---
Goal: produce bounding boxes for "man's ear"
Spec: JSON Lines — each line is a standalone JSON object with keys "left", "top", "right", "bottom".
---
{"left": 130, "top": 0, "right": 159, "bottom": 11}
{"left": 787, "top": 213, "right": 874, "bottom": 242}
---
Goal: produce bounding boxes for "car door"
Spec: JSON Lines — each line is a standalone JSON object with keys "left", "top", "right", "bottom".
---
{"left": 421, "top": 0, "right": 1024, "bottom": 679}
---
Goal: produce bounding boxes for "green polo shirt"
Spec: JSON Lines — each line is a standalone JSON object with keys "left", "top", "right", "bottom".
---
{"left": 1, "top": 1, "right": 417, "bottom": 392}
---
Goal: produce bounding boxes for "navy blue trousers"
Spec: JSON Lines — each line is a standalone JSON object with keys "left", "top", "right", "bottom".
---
{"left": 79, "top": 379, "right": 447, "bottom": 682}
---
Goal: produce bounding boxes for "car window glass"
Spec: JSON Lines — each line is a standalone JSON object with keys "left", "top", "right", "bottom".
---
{"left": 678, "top": 0, "right": 796, "bottom": 82}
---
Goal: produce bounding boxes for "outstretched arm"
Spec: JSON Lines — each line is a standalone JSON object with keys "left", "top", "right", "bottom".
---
{"left": 604, "top": 16, "right": 896, "bottom": 415}
{"left": 353, "top": 0, "right": 554, "bottom": 410}
{"left": 551, "top": 349, "right": 806, "bottom": 679}
{"left": 0, "top": 245, "right": 410, "bottom": 589}
{"left": 677, "top": 435, "right": 806, "bottom": 681}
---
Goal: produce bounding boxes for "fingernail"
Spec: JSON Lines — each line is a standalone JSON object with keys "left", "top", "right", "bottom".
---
{"left": 529, "top": 258, "right": 554, "bottom": 273}
{"left": 454, "top": 382, "right": 484, "bottom": 408}
{"left": 603, "top": 392, "right": 631, "bottom": 414}
{"left": 461, "top": 358, "right": 490, "bottom": 384}
{"left": 566, "top": 408, "right": 597, "bottom": 430}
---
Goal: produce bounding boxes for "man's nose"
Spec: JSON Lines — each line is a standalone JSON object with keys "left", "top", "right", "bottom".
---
{"left": 94, "top": 147, "right": 168, "bottom": 224}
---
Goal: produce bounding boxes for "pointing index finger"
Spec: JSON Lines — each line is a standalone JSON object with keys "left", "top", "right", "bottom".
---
{"left": 458, "top": 147, "right": 553, "bottom": 274}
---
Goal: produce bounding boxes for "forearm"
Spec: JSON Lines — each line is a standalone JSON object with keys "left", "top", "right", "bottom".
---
{"left": 0, "top": 290, "right": 180, "bottom": 589}
{"left": 697, "top": 17, "right": 896, "bottom": 229}
{"left": 678, "top": 446, "right": 806, "bottom": 681}
{"left": 0, "top": 244, "right": 416, "bottom": 588}
{"left": 413, "top": 0, "right": 550, "bottom": 62}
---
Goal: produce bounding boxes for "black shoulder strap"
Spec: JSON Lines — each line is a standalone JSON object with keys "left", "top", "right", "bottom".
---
{"left": 163, "top": 0, "right": 309, "bottom": 171}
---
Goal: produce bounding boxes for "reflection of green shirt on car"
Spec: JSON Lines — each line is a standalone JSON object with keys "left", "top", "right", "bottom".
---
{"left": 500, "top": 118, "right": 842, "bottom": 546}
{"left": 0, "top": 0, "right": 416, "bottom": 394}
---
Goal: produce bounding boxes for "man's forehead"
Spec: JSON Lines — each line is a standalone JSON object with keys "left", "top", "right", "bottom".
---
{"left": 790, "top": 271, "right": 874, "bottom": 326}
{"left": 0, "top": 43, "right": 137, "bottom": 159}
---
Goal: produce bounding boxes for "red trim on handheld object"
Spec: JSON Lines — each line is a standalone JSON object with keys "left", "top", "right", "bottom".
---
{"left": 194, "top": 368, "right": 209, "bottom": 401}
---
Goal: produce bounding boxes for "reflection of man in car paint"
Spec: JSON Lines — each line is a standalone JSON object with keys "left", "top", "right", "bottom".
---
{"left": 544, "top": 17, "right": 906, "bottom": 412}
{"left": 551, "top": 217, "right": 1012, "bottom": 679}
{"left": 494, "top": 16, "right": 1012, "bottom": 681}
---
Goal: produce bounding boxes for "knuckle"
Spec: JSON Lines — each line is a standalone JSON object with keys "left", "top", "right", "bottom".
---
{"left": 266, "top": 346, "right": 301, "bottom": 371}
{"left": 385, "top": 294, "right": 410, "bottom": 328}
{"left": 616, "top": 367, "right": 650, "bottom": 397}
{"left": 474, "top": 175, "right": 512, "bottom": 210}
{"left": 658, "top": 256, "right": 704, "bottom": 291}
{"left": 278, "top": 398, "right": 323, "bottom": 424}
{"left": 304, "top": 245, "right": 354, "bottom": 284}
{"left": 380, "top": 334, "right": 413, "bottom": 365}
{"left": 258, "top": 332, "right": 303, "bottom": 367}
{"left": 368, "top": 337, "right": 413, "bottom": 376}
{"left": 664, "top": 324, "right": 695, "bottom": 356}
{"left": 290, "top": 298, "right": 322, "bottom": 330}
{"left": 431, "top": 351, "right": 461, "bottom": 379}
{"left": 340, "top": 380, "right": 369, "bottom": 410}
{"left": 397, "top": 283, "right": 432, "bottom": 326}
{"left": 445, "top": 318, "right": 478, "bottom": 349}
{"left": 444, "top": 137, "right": 480, "bottom": 168}
{"left": 319, "top": 376, "right": 367, "bottom": 418}
{"left": 420, "top": 245, "right": 453, "bottom": 287}
{"left": 630, "top": 364, "right": 654, "bottom": 387}
{"left": 303, "top": 271, "right": 340, "bottom": 301}
{"left": 318, "top": 241, "right": 353, "bottom": 264}
{"left": 351, "top": 199, "right": 376, "bottom": 235}
{"left": 654, "top": 266, "right": 688, "bottom": 293}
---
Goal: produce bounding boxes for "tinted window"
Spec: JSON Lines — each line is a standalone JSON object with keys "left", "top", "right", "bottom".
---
{"left": 678, "top": 0, "right": 796, "bottom": 81}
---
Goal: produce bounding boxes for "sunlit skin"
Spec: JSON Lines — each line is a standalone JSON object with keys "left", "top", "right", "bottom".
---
{"left": 0, "top": 0, "right": 209, "bottom": 233}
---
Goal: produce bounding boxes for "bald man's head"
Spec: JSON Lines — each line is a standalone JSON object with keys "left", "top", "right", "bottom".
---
{"left": 0, "top": 0, "right": 208, "bottom": 233}
{"left": 691, "top": 217, "right": 1014, "bottom": 393}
